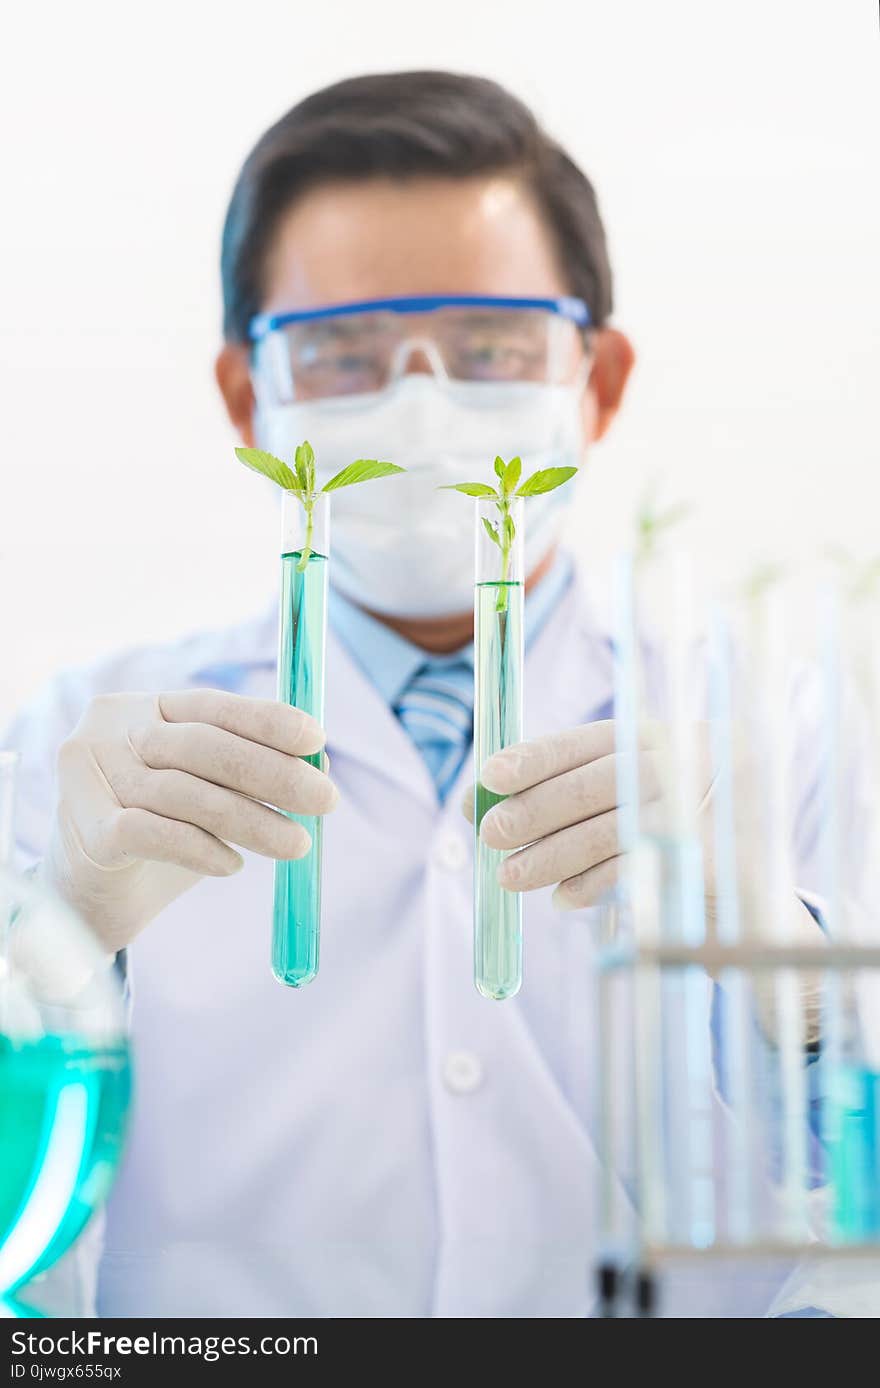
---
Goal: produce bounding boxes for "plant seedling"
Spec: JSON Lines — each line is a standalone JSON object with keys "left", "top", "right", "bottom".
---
{"left": 235, "top": 441, "right": 405, "bottom": 570}
{"left": 440, "top": 456, "right": 578, "bottom": 611}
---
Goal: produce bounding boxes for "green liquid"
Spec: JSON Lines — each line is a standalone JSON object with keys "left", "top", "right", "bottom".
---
{"left": 830, "top": 1064, "right": 880, "bottom": 1241}
{"left": 273, "top": 551, "right": 328, "bottom": 988}
{"left": 474, "top": 581, "right": 524, "bottom": 1001}
{"left": 0, "top": 1034, "right": 131, "bottom": 1294}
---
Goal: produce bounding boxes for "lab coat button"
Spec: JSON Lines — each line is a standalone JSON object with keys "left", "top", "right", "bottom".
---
{"left": 443, "top": 1050, "right": 483, "bottom": 1094}
{"left": 435, "top": 832, "right": 468, "bottom": 872}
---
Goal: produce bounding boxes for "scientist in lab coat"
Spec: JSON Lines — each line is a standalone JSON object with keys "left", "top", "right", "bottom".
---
{"left": 6, "top": 71, "right": 829, "bottom": 1318}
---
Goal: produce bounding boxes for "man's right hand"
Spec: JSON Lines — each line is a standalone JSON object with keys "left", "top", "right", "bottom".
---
{"left": 38, "top": 689, "right": 337, "bottom": 953}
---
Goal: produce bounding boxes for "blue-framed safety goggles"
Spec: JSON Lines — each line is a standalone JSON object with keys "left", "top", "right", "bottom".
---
{"left": 249, "top": 294, "right": 592, "bottom": 405}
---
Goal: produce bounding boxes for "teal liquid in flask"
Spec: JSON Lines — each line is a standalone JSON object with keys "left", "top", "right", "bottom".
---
{"left": 0, "top": 853, "right": 132, "bottom": 1304}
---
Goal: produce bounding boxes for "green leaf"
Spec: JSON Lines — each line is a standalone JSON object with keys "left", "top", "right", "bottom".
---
{"left": 438, "top": 482, "right": 498, "bottom": 498}
{"left": 294, "top": 441, "right": 315, "bottom": 494}
{"left": 482, "top": 516, "right": 501, "bottom": 547}
{"left": 516, "top": 466, "right": 578, "bottom": 497}
{"left": 234, "top": 447, "right": 299, "bottom": 492}
{"left": 494, "top": 455, "right": 506, "bottom": 481}
{"left": 503, "top": 511, "right": 516, "bottom": 546}
{"left": 502, "top": 456, "right": 522, "bottom": 495}
{"left": 322, "top": 459, "right": 405, "bottom": 492}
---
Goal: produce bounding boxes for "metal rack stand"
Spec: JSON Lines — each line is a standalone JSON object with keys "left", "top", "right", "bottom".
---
{"left": 595, "top": 920, "right": 880, "bottom": 1317}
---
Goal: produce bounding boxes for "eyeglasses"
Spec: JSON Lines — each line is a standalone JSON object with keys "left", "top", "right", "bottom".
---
{"left": 249, "top": 294, "right": 592, "bottom": 405}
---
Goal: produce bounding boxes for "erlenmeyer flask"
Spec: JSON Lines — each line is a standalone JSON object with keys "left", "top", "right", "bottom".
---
{"left": 0, "top": 753, "right": 132, "bottom": 1311}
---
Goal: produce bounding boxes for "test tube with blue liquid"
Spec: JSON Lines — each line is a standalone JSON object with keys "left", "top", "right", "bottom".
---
{"left": 822, "top": 571, "right": 880, "bottom": 1242}
{"left": 235, "top": 441, "right": 404, "bottom": 987}
{"left": 473, "top": 494, "right": 524, "bottom": 1000}
{"left": 272, "top": 489, "right": 329, "bottom": 988}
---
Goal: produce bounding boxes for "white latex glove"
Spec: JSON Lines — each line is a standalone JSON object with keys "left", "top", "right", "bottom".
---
{"left": 461, "top": 717, "right": 819, "bottom": 907}
{"left": 462, "top": 718, "right": 825, "bottom": 1038}
{"left": 38, "top": 689, "right": 337, "bottom": 953}
{"left": 462, "top": 720, "right": 677, "bottom": 909}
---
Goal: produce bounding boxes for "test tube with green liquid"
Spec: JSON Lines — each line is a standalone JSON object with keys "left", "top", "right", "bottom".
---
{"left": 473, "top": 494, "right": 524, "bottom": 1000}
{"left": 273, "top": 489, "right": 329, "bottom": 987}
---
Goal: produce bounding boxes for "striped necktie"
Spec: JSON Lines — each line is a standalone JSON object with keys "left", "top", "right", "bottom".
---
{"left": 393, "top": 654, "right": 474, "bottom": 802}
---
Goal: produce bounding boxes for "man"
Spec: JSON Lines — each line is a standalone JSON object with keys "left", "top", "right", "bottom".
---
{"left": 6, "top": 71, "right": 829, "bottom": 1317}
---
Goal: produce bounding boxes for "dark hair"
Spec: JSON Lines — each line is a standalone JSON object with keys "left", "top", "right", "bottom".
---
{"left": 220, "top": 70, "right": 613, "bottom": 343}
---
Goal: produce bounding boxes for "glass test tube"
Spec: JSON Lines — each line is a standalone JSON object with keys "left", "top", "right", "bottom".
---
{"left": 661, "top": 554, "right": 715, "bottom": 1250}
{"left": 706, "top": 609, "right": 757, "bottom": 1245}
{"left": 272, "top": 491, "right": 329, "bottom": 987}
{"left": 636, "top": 549, "right": 714, "bottom": 1249}
{"left": 751, "top": 582, "right": 810, "bottom": 1241}
{"left": 473, "top": 496, "right": 524, "bottom": 1001}
{"left": 612, "top": 552, "right": 667, "bottom": 1245}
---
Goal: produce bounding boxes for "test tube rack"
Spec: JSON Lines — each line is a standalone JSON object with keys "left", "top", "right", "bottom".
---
{"left": 594, "top": 904, "right": 880, "bottom": 1318}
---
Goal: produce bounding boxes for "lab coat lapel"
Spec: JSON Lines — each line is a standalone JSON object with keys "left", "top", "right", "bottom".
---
{"left": 323, "top": 627, "right": 439, "bottom": 812}
{"left": 221, "top": 594, "right": 439, "bottom": 811}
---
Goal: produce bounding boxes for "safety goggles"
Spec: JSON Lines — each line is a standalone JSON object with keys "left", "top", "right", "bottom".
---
{"left": 249, "top": 294, "right": 592, "bottom": 405}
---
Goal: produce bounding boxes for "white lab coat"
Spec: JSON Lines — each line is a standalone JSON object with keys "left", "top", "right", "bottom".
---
{"left": 3, "top": 568, "right": 848, "bottom": 1318}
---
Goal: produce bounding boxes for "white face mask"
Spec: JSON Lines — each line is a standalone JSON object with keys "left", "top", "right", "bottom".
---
{"left": 255, "top": 375, "right": 586, "bottom": 618}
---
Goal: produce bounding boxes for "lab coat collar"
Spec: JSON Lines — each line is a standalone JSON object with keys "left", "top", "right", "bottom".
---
{"left": 324, "top": 565, "right": 615, "bottom": 814}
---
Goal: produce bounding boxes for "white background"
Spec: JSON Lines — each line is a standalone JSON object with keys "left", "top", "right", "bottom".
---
{"left": 1, "top": 0, "right": 877, "bottom": 727}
